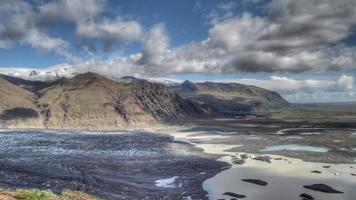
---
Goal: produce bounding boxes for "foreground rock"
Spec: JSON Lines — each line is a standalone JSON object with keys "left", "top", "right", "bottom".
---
{"left": 252, "top": 156, "right": 272, "bottom": 163}
{"left": 232, "top": 159, "right": 245, "bottom": 165}
{"left": 300, "top": 193, "right": 314, "bottom": 200}
{"left": 303, "top": 184, "right": 344, "bottom": 193}
{"left": 241, "top": 179, "right": 268, "bottom": 186}
{"left": 223, "top": 192, "right": 246, "bottom": 198}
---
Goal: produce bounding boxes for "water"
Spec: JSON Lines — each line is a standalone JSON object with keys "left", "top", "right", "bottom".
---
{"left": 260, "top": 144, "right": 329, "bottom": 153}
{"left": 204, "top": 155, "right": 356, "bottom": 200}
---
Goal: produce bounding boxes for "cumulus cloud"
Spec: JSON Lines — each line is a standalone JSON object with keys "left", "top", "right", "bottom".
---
{"left": 25, "top": 30, "right": 67, "bottom": 53}
{"left": 202, "top": 0, "right": 356, "bottom": 73}
{"left": 0, "top": 0, "right": 80, "bottom": 61}
{"left": 0, "top": 0, "right": 34, "bottom": 42}
{"left": 94, "top": 0, "right": 356, "bottom": 76}
{"left": 263, "top": 0, "right": 356, "bottom": 52}
{"left": 139, "top": 24, "right": 169, "bottom": 66}
{"left": 76, "top": 18, "right": 143, "bottom": 47}
{"left": 25, "top": 30, "right": 82, "bottom": 62}
{"left": 0, "top": 0, "right": 142, "bottom": 58}
{"left": 37, "top": 0, "right": 105, "bottom": 25}
{"left": 38, "top": 0, "right": 143, "bottom": 50}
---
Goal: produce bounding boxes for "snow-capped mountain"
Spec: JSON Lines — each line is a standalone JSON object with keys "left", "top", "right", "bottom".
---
{"left": 0, "top": 64, "right": 183, "bottom": 85}
{"left": 0, "top": 64, "right": 76, "bottom": 81}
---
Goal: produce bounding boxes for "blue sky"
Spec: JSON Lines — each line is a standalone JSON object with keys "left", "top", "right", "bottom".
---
{"left": 0, "top": 0, "right": 240, "bottom": 67}
{"left": 0, "top": 0, "right": 355, "bottom": 103}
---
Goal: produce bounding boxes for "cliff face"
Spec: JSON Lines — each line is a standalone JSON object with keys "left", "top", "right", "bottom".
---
{"left": 0, "top": 73, "right": 213, "bottom": 130}
{"left": 171, "top": 81, "right": 288, "bottom": 114}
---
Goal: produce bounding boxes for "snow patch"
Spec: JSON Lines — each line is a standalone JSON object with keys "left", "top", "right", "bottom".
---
{"left": 155, "top": 176, "right": 179, "bottom": 188}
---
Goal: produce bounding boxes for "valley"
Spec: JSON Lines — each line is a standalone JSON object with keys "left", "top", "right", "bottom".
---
{"left": 0, "top": 73, "right": 355, "bottom": 200}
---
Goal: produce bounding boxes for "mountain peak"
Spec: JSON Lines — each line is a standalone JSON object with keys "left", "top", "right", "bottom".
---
{"left": 181, "top": 80, "right": 198, "bottom": 91}
{"left": 76, "top": 72, "right": 105, "bottom": 79}
{"left": 68, "top": 72, "right": 110, "bottom": 84}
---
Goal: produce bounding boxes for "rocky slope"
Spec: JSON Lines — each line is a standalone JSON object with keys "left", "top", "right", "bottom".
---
{"left": 171, "top": 81, "right": 288, "bottom": 114}
{"left": 0, "top": 73, "right": 213, "bottom": 130}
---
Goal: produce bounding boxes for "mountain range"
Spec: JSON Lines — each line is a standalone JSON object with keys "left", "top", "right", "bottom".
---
{"left": 0, "top": 72, "right": 288, "bottom": 130}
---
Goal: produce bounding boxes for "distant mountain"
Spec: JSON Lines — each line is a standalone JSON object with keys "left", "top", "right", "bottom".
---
{"left": 171, "top": 80, "right": 288, "bottom": 114}
{"left": 0, "top": 64, "right": 75, "bottom": 81}
{"left": 0, "top": 74, "right": 63, "bottom": 93}
{"left": 0, "top": 72, "right": 214, "bottom": 130}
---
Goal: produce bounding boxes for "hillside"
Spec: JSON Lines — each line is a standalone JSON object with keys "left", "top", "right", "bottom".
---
{"left": 171, "top": 81, "right": 288, "bottom": 114}
{"left": 0, "top": 77, "right": 42, "bottom": 128}
{"left": 0, "top": 73, "right": 213, "bottom": 130}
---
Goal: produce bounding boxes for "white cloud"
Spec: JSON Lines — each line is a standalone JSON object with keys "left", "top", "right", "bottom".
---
{"left": 0, "top": 0, "right": 142, "bottom": 57}
{"left": 76, "top": 18, "right": 143, "bottom": 47}
{"left": 37, "top": 0, "right": 105, "bottom": 25}
{"left": 25, "top": 30, "right": 67, "bottom": 53}
{"left": 139, "top": 24, "right": 169, "bottom": 66}
{"left": 0, "top": 0, "right": 34, "bottom": 41}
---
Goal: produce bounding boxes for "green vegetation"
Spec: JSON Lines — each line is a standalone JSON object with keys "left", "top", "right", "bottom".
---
{"left": 14, "top": 189, "right": 56, "bottom": 200}
{"left": 0, "top": 188, "right": 102, "bottom": 200}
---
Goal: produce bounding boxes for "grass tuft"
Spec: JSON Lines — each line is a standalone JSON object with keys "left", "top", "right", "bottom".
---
{"left": 14, "top": 189, "right": 56, "bottom": 200}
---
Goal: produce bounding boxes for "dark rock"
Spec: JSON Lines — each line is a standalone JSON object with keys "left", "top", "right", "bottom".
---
{"left": 232, "top": 159, "right": 245, "bottom": 165}
{"left": 223, "top": 192, "right": 246, "bottom": 198}
{"left": 351, "top": 173, "right": 356, "bottom": 176}
{"left": 300, "top": 193, "right": 314, "bottom": 200}
{"left": 240, "top": 154, "right": 249, "bottom": 159}
{"left": 253, "top": 156, "right": 272, "bottom": 163}
{"left": 303, "top": 184, "right": 344, "bottom": 193}
{"left": 311, "top": 170, "right": 322, "bottom": 174}
{"left": 274, "top": 157, "right": 283, "bottom": 160}
{"left": 322, "top": 166, "right": 330, "bottom": 168}
{"left": 241, "top": 179, "right": 268, "bottom": 186}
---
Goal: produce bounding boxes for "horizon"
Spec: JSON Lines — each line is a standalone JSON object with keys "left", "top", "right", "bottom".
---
{"left": 0, "top": 0, "right": 355, "bottom": 103}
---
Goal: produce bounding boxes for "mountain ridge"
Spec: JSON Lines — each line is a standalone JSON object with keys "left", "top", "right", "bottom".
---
{"left": 171, "top": 80, "right": 288, "bottom": 114}
{"left": 0, "top": 72, "right": 288, "bottom": 130}
{"left": 0, "top": 72, "right": 215, "bottom": 130}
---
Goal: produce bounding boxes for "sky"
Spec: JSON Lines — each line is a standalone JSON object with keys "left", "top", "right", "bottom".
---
{"left": 0, "top": 0, "right": 355, "bottom": 103}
